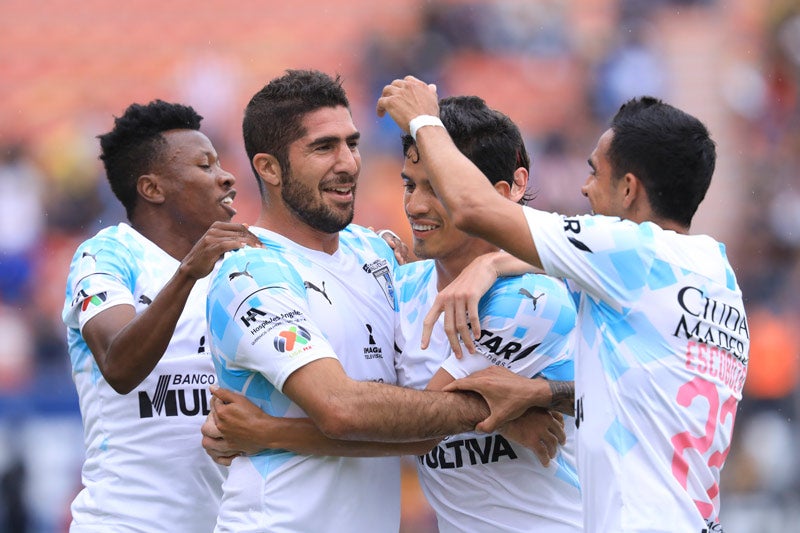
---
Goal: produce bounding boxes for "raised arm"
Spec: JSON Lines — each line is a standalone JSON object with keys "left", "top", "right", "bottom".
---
{"left": 82, "top": 222, "right": 262, "bottom": 393}
{"left": 377, "top": 76, "right": 541, "bottom": 268}
{"left": 201, "top": 386, "right": 436, "bottom": 465}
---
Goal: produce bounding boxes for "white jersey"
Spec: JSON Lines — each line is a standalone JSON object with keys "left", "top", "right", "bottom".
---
{"left": 62, "top": 223, "right": 225, "bottom": 533}
{"left": 207, "top": 224, "right": 401, "bottom": 533}
{"left": 395, "top": 259, "right": 583, "bottom": 533}
{"left": 525, "top": 209, "right": 749, "bottom": 533}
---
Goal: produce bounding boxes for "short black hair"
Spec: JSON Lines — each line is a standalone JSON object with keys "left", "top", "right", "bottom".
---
{"left": 402, "top": 95, "right": 531, "bottom": 204}
{"left": 242, "top": 69, "right": 350, "bottom": 194}
{"left": 98, "top": 100, "right": 202, "bottom": 220}
{"left": 608, "top": 96, "right": 716, "bottom": 227}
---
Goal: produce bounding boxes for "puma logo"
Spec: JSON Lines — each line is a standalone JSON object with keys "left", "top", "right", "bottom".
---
{"left": 518, "top": 288, "right": 544, "bottom": 310}
{"left": 304, "top": 280, "right": 332, "bottom": 305}
{"left": 228, "top": 262, "right": 253, "bottom": 281}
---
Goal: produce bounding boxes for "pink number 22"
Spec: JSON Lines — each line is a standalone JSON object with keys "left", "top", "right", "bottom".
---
{"left": 670, "top": 376, "right": 737, "bottom": 520}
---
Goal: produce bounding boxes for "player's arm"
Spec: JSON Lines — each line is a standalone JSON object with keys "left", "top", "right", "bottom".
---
{"left": 421, "top": 250, "right": 540, "bottom": 356}
{"left": 443, "top": 366, "right": 575, "bottom": 432}
{"left": 82, "top": 222, "right": 262, "bottom": 394}
{"left": 377, "top": 76, "right": 542, "bottom": 268}
{"left": 201, "top": 386, "right": 436, "bottom": 465}
{"left": 282, "top": 358, "right": 490, "bottom": 442}
{"left": 426, "top": 367, "right": 565, "bottom": 466}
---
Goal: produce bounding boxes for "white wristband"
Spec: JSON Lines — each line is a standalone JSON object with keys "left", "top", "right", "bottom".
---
{"left": 409, "top": 115, "right": 444, "bottom": 141}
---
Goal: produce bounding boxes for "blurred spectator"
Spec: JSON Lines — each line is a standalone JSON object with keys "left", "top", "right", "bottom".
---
{"left": 742, "top": 304, "right": 800, "bottom": 413}
{"left": 0, "top": 456, "right": 28, "bottom": 533}
{"left": 590, "top": 20, "right": 668, "bottom": 119}
{"left": 528, "top": 131, "right": 594, "bottom": 216}
{"left": 0, "top": 304, "right": 35, "bottom": 393}
{"left": 0, "top": 143, "right": 45, "bottom": 305}
{"left": 35, "top": 122, "right": 107, "bottom": 235}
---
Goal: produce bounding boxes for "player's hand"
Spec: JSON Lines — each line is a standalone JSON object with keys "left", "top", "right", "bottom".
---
{"left": 376, "top": 76, "right": 440, "bottom": 131}
{"left": 375, "top": 228, "right": 410, "bottom": 265}
{"left": 421, "top": 252, "right": 500, "bottom": 357}
{"left": 201, "top": 409, "right": 244, "bottom": 466}
{"left": 442, "top": 367, "right": 552, "bottom": 433}
{"left": 179, "top": 221, "right": 264, "bottom": 280}
{"left": 499, "top": 408, "right": 565, "bottom": 467}
{"left": 206, "top": 386, "right": 276, "bottom": 457}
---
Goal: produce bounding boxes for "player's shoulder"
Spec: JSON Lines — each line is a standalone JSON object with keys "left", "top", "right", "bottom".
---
{"left": 552, "top": 213, "right": 664, "bottom": 259}
{"left": 483, "top": 272, "right": 574, "bottom": 314}
{"left": 490, "top": 271, "right": 567, "bottom": 295}
{"left": 340, "top": 224, "right": 395, "bottom": 258}
{"left": 209, "top": 246, "right": 307, "bottom": 311}
{"left": 395, "top": 259, "right": 436, "bottom": 304}
{"left": 74, "top": 223, "right": 138, "bottom": 255}
{"left": 395, "top": 258, "right": 435, "bottom": 282}
{"left": 340, "top": 223, "right": 377, "bottom": 239}
{"left": 69, "top": 224, "right": 143, "bottom": 276}
{"left": 216, "top": 243, "right": 301, "bottom": 285}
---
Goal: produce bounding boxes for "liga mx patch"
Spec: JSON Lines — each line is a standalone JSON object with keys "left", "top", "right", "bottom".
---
{"left": 273, "top": 324, "right": 312, "bottom": 353}
{"left": 81, "top": 291, "right": 107, "bottom": 311}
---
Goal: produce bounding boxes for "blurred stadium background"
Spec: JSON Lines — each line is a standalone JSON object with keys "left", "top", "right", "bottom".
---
{"left": 1, "top": 0, "right": 799, "bottom": 531}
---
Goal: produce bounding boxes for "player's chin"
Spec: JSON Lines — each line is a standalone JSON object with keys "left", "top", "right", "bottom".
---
{"left": 412, "top": 242, "right": 433, "bottom": 260}
{"left": 220, "top": 202, "right": 238, "bottom": 219}
{"left": 213, "top": 210, "right": 236, "bottom": 224}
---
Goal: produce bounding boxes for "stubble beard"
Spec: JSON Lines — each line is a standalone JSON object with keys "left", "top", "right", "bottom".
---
{"left": 282, "top": 171, "right": 355, "bottom": 234}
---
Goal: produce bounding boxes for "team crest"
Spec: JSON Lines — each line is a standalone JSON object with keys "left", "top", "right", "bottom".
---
{"left": 362, "top": 259, "right": 397, "bottom": 310}
{"left": 373, "top": 265, "right": 396, "bottom": 310}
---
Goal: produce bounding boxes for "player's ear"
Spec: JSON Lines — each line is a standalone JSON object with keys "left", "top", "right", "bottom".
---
{"left": 509, "top": 167, "right": 529, "bottom": 203}
{"left": 621, "top": 172, "right": 640, "bottom": 209}
{"left": 253, "top": 153, "right": 281, "bottom": 187}
{"left": 494, "top": 168, "right": 528, "bottom": 202}
{"left": 494, "top": 180, "right": 512, "bottom": 199}
{"left": 137, "top": 174, "right": 165, "bottom": 205}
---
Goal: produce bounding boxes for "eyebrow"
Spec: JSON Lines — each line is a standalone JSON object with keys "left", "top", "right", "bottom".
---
{"left": 308, "top": 131, "right": 361, "bottom": 148}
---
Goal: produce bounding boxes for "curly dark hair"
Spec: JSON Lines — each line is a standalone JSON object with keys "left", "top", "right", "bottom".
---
{"left": 98, "top": 100, "right": 203, "bottom": 220}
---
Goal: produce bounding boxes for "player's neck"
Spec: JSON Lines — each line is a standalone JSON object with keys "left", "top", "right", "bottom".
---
{"left": 130, "top": 216, "right": 197, "bottom": 262}
{"left": 628, "top": 213, "right": 690, "bottom": 235}
{"left": 624, "top": 200, "right": 689, "bottom": 235}
{"left": 434, "top": 241, "right": 499, "bottom": 292}
{"left": 254, "top": 212, "right": 340, "bottom": 255}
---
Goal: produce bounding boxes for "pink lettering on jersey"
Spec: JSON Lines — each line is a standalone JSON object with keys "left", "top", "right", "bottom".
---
{"left": 670, "top": 376, "right": 738, "bottom": 522}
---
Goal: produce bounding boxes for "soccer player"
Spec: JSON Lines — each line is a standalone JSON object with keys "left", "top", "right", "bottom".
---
{"left": 206, "top": 69, "right": 514, "bottom": 533}
{"left": 202, "top": 95, "right": 580, "bottom": 532}
{"left": 62, "top": 100, "right": 262, "bottom": 532}
{"left": 377, "top": 77, "right": 750, "bottom": 532}
{"left": 393, "top": 95, "right": 582, "bottom": 532}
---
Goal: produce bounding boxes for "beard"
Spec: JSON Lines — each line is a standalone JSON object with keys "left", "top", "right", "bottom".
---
{"left": 281, "top": 169, "right": 355, "bottom": 234}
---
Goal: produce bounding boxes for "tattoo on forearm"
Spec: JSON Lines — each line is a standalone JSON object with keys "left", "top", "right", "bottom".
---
{"left": 548, "top": 381, "right": 575, "bottom": 414}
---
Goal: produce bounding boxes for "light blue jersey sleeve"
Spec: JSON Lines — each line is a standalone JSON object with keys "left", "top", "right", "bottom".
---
{"left": 525, "top": 210, "right": 704, "bottom": 308}
{"left": 207, "top": 246, "right": 340, "bottom": 402}
{"left": 63, "top": 229, "right": 138, "bottom": 331}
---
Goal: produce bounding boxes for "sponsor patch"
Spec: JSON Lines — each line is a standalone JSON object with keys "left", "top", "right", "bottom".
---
{"left": 81, "top": 291, "right": 107, "bottom": 311}
{"left": 273, "top": 324, "right": 312, "bottom": 353}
